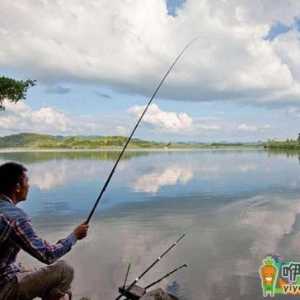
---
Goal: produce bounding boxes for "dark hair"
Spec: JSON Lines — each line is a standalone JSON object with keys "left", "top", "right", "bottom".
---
{"left": 0, "top": 162, "right": 27, "bottom": 194}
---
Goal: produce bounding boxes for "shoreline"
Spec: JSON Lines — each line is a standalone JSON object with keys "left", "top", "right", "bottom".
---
{"left": 0, "top": 146, "right": 264, "bottom": 153}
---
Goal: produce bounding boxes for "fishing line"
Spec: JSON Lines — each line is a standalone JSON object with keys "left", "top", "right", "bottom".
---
{"left": 85, "top": 37, "right": 200, "bottom": 224}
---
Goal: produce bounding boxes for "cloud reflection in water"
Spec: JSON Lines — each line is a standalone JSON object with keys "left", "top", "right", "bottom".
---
{"left": 133, "top": 165, "right": 193, "bottom": 193}
{"left": 1, "top": 150, "right": 300, "bottom": 299}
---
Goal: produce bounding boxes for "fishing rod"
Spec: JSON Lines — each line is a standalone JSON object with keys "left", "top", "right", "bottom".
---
{"left": 85, "top": 37, "right": 199, "bottom": 224}
{"left": 123, "top": 263, "right": 132, "bottom": 290}
{"left": 119, "top": 264, "right": 187, "bottom": 300}
{"left": 144, "top": 263, "right": 187, "bottom": 290}
{"left": 115, "top": 233, "right": 186, "bottom": 300}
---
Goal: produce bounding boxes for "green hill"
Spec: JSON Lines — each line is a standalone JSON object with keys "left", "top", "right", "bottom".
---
{"left": 0, "top": 133, "right": 166, "bottom": 149}
{"left": 0, "top": 133, "right": 263, "bottom": 149}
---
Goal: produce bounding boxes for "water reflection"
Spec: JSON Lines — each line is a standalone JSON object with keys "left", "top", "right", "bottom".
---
{"left": 29, "top": 160, "right": 113, "bottom": 190}
{"left": 19, "top": 192, "right": 300, "bottom": 299}
{"left": 0, "top": 150, "right": 300, "bottom": 299}
{"left": 0, "top": 150, "right": 150, "bottom": 163}
{"left": 133, "top": 165, "right": 193, "bottom": 193}
{"left": 267, "top": 149, "right": 300, "bottom": 164}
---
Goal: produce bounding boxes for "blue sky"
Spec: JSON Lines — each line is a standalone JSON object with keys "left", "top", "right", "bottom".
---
{"left": 1, "top": 0, "right": 300, "bottom": 142}
{"left": 166, "top": 0, "right": 186, "bottom": 16}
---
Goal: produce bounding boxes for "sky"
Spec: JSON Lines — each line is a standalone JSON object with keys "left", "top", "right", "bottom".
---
{"left": 1, "top": 0, "right": 300, "bottom": 142}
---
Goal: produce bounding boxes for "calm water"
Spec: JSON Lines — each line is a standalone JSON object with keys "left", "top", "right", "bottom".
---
{"left": 1, "top": 149, "right": 300, "bottom": 300}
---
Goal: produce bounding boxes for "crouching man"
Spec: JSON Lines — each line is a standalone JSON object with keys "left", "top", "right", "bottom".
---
{"left": 0, "top": 162, "right": 89, "bottom": 299}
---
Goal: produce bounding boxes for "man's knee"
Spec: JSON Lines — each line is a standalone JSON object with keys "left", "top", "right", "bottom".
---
{"left": 54, "top": 260, "right": 74, "bottom": 284}
{"left": 17, "top": 261, "right": 74, "bottom": 299}
{"left": 141, "top": 288, "right": 174, "bottom": 300}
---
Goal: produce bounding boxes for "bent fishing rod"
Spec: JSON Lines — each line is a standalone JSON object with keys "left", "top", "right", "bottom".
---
{"left": 85, "top": 37, "right": 199, "bottom": 224}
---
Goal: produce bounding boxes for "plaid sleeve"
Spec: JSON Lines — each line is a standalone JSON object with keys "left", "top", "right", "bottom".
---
{"left": 11, "top": 217, "right": 77, "bottom": 265}
{"left": 0, "top": 215, "right": 11, "bottom": 243}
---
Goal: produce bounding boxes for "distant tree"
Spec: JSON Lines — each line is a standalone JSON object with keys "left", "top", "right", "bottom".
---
{"left": 298, "top": 133, "right": 300, "bottom": 143}
{"left": 0, "top": 76, "right": 35, "bottom": 110}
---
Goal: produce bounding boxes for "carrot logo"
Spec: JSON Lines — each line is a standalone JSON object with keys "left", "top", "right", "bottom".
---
{"left": 259, "top": 256, "right": 279, "bottom": 297}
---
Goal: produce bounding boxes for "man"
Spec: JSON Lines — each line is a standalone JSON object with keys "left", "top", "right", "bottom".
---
{"left": 0, "top": 162, "right": 89, "bottom": 299}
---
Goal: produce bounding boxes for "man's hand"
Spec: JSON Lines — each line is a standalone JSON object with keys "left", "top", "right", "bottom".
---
{"left": 73, "top": 223, "right": 89, "bottom": 240}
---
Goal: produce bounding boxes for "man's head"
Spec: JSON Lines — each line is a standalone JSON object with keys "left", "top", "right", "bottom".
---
{"left": 0, "top": 162, "right": 29, "bottom": 203}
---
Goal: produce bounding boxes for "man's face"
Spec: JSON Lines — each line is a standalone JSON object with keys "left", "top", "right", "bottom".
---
{"left": 16, "top": 171, "right": 29, "bottom": 202}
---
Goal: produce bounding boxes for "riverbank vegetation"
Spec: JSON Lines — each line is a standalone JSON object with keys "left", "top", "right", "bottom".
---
{"left": 264, "top": 138, "right": 300, "bottom": 150}
{"left": 0, "top": 133, "right": 262, "bottom": 150}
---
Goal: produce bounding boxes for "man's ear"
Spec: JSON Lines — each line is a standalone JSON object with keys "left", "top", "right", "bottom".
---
{"left": 16, "top": 183, "right": 21, "bottom": 192}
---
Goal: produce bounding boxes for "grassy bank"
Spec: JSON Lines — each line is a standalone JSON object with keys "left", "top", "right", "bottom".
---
{"left": 0, "top": 133, "right": 263, "bottom": 150}
{"left": 264, "top": 140, "right": 300, "bottom": 150}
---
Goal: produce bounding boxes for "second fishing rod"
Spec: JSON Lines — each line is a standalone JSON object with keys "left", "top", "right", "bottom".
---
{"left": 116, "top": 233, "right": 186, "bottom": 300}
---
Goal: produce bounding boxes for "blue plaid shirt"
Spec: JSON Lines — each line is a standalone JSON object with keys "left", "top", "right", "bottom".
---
{"left": 0, "top": 195, "right": 77, "bottom": 287}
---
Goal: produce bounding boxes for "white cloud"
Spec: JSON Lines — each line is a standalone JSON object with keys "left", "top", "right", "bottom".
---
{"left": 129, "top": 103, "right": 193, "bottom": 132}
{"left": 33, "top": 107, "right": 71, "bottom": 131}
{"left": 0, "top": 100, "right": 121, "bottom": 135}
{"left": 0, "top": 100, "right": 72, "bottom": 133}
{"left": 237, "top": 124, "right": 258, "bottom": 132}
{"left": 195, "top": 123, "right": 221, "bottom": 131}
{"left": 286, "top": 106, "right": 300, "bottom": 118}
{"left": 237, "top": 123, "right": 271, "bottom": 132}
{"left": 115, "top": 125, "right": 129, "bottom": 136}
{"left": 272, "top": 30, "right": 300, "bottom": 82}
{"left": 1, "top": 1, "right": 300, "bottom": 106}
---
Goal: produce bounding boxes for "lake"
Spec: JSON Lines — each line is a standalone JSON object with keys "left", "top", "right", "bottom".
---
{"left": 1, "top": 149, "right": 300, "bottom": 300}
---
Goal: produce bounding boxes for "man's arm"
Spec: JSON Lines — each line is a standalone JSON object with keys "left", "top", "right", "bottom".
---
{"left": 12, "top": 217, "right": 88, "bottom": 265}
{"left": 0, "top": 214, "right": 11, "bottom": 243}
